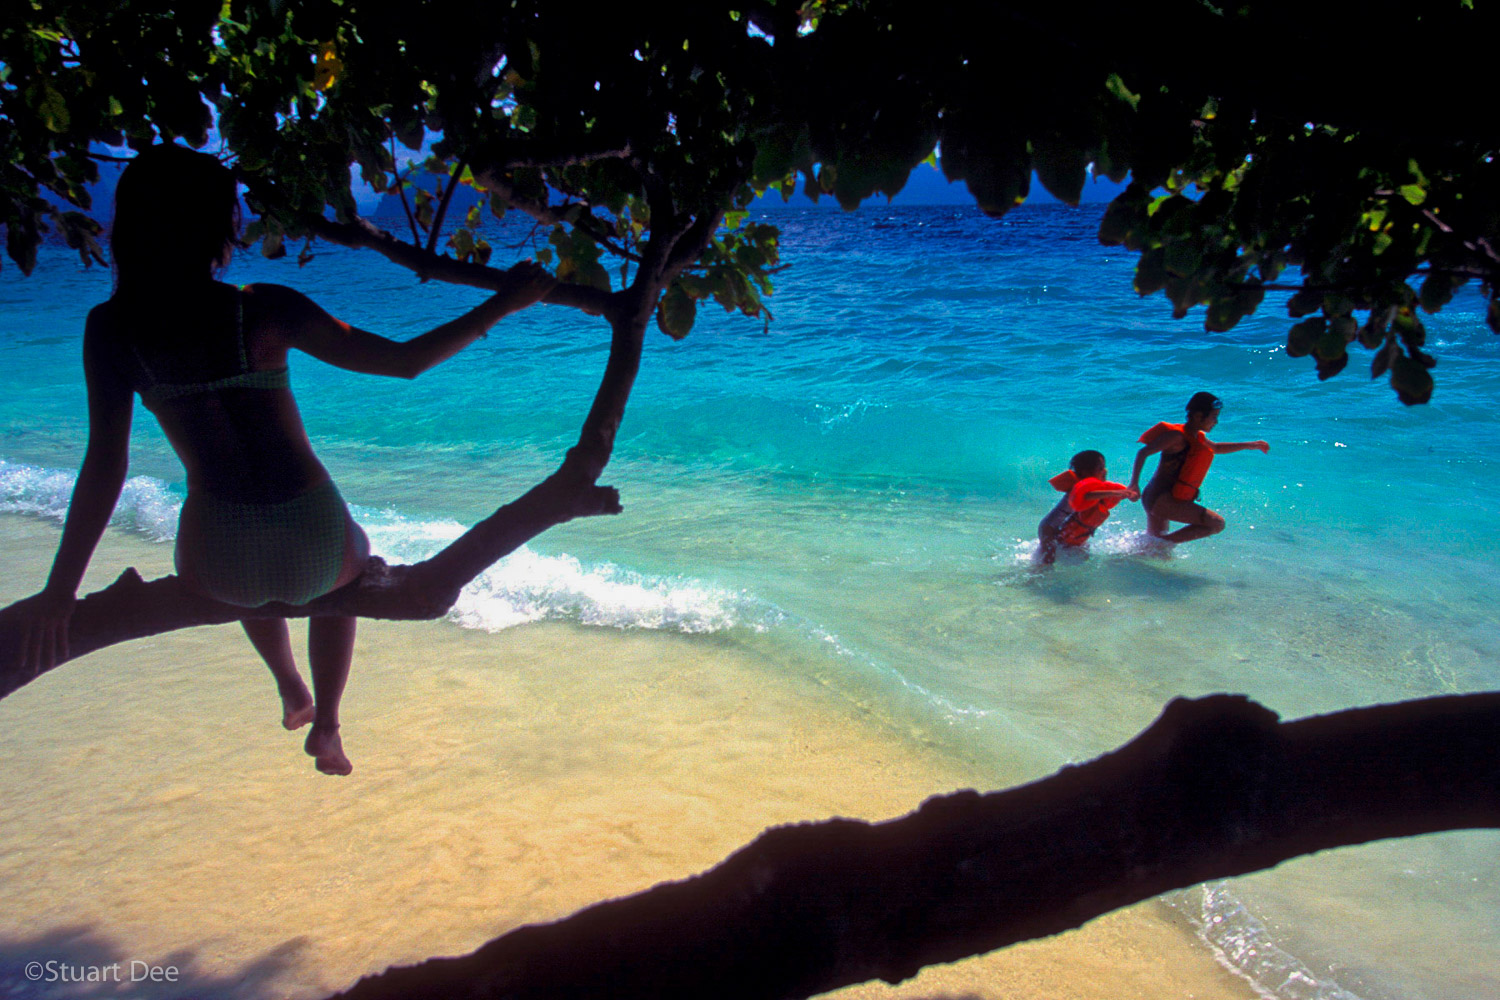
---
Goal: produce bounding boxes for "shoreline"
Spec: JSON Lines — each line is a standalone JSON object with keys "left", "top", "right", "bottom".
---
{"left": 0, "top": 513, "right": 1254, "bottom": 1000}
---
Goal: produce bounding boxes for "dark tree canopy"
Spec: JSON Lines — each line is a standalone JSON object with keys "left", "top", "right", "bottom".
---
{"left": 3, "top": 0, "right": 1497, "bottom": 403}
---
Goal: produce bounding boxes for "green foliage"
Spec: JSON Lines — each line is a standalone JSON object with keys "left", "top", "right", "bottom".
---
{"left": 3, "top": 0, "right": 1496, "bottom": 404}
{"left": 656, "top": 280, "right": 696, "bottom": 339}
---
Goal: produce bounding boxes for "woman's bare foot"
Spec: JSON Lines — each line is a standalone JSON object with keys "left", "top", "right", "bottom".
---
{"left": 305, "top": 723, "right": 353, "bottom": 776}
{"left": 281, "top": 689, "right": 315, "bottom": 730}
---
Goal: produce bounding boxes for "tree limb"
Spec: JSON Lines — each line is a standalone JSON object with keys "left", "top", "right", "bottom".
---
{"left": 328, "top": 691, "right": 1500, "bottom": 1000}
{"left": 488, "top": 142, "right": 632, "bottom": 171}
{"left": 471, "top": 169, "right": 642, "bottom": 264}
{"left": 0, "top": 467, "right": 622, "bottom": 700}
{"left": 390, "top": 134, "right": 424, "bottom": 248}
{"left": 300, "top": 215, "right": 612, "bottom": 315}
{"left": 424, "top": 158, "right": 468, "bottom": 259}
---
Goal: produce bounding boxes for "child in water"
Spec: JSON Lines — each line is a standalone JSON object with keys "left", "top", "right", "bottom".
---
{"left": 1036, "top": 450, "right": 1139, "bottom": 565}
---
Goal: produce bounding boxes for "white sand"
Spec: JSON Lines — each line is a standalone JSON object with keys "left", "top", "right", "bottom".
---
{"left": 0, "top": 515, "right": 1253, "bottom": 999}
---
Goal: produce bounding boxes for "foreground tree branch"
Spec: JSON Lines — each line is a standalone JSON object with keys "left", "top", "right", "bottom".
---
{"left": 329, "top": 691, "right": 1500, "bottom": 1000}
{"left": 0, "top": 468, "right": 621, "bottom": 699}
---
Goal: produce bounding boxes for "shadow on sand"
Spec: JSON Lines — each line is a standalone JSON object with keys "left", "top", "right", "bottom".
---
{"left": 0, "top": 925, "right": 311, "bottom": 1000}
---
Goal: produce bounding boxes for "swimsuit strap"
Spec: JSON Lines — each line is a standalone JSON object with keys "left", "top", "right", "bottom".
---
{"left": 132, "top": 286, "right": 291, "bottom": 407}
{"left": 142, "top": 367, "right": 290, "bottom": 405}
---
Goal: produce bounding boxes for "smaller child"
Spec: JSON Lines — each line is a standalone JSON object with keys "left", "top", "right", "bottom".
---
{"left": 1037, "top": 450, "right": 1139, "bottom": 565}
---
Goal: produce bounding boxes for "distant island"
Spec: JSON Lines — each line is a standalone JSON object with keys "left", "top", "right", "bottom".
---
{"left": 365, "top": 163, "right": 1127, "bottom": 217}
{"left": 67, "top": 158, "right": 1124, "bottom": 225}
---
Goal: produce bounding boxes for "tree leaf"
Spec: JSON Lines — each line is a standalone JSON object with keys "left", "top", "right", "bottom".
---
{"left": 1370, "top": 338, "right": 1396, "bottom": 379}
{"left": 1315, "top": 352, "right": 1349, "bottom": 380}
{"left": 314, "top": 42, "right": 342, "bottom": 91}
{"left": 1287, "top": 287, "right": 1321, "bottom": 318}
{"left": 1133, "top": 247, "right": 1167, "bottom": 295}
{"left": 1285, "top": 318, "right": 1323, "bottom": 358}
{"left": 1031, "top": 137, "right": 1087, "bottom": 207}
{"left": 1104, "top": 73, "right": 1140, "bottom": 110}
{"left": 1390, "top": 354, "right": 1434, "bottom": 404}
{"left": 31, "top": 82, "right": 71, "bottom": 133}
{"left": 1419, "top": 273, "right": 1463, "bottom": 314}
{"left": 1397, "top": 183, "right": 1425, "bottom": 206}
{"left": 656, "top": 281, "right": 696, "bottom": 339}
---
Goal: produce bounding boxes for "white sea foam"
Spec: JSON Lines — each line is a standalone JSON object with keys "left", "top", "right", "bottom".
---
{"left": 351, "top": 504, "right": 765, "bottom": 634}
{"left": 1173, "top": 883, "right": 1365, "bottom": 1000}
{"left": 809, "top": 398, "right": 888, "bottom": 432}
{"left": 0, "top": 459, "right": 179, "bottom": 541}
{"left": 999, "top": 526, "right": 1173, "bottom": 572}
{"left": 1, "top": 458, "right": 764, "bottom": 637}
{"left": 448, "top": 547, "right": 758, "bottom": 634}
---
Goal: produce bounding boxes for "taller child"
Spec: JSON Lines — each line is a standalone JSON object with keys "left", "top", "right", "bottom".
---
{"left": 18, "top": 145, "right": 556, "bottom": 775}
{"left": 1128, "top": 391, "right": 1269, "bottom": 545}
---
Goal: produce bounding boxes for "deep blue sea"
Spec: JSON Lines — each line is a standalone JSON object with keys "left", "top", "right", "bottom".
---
{"left": 3, "top": 204, "right": 1497, "bottom": 1000}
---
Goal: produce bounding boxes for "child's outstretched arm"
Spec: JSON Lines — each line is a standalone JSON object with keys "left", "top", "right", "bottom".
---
{"left": 262, "top": 259, "right": 557, "bottom": 380}
{"left": 1080, "top": 484, "right": 1139, "bottom": 504}
{"left": 1208, "top": 439, "right": 1270, "bottom": 455}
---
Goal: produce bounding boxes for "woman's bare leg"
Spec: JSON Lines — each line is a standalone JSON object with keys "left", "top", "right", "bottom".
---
{"left": 241, "top": 619, "right": 315, "bottom": 730}
{"left": 304, "top": 615, "right": 356, "bottom": 775}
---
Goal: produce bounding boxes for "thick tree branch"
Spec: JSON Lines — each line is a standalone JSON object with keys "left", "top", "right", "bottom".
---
{"left": 565, "top": 288, "right": 652, "bottom": 485}
{"left": 301, "top": 215, "right": 611, "bottom": 315}
{"left": 0, "top": 470, "right": 621, "bottom": 699}
{"left": 664, "top": 208, "right": 727, "bottom": 281}
{"left": 468, "top": 169, "right": 561, "bottom": 229}
{"left": 490, "top": 143, "right": 632, "bottom": 170}
{"left": 329, "top": 691, "right": 1500, "bottom": 1000}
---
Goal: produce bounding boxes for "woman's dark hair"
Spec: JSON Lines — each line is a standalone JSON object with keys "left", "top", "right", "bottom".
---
{"left": 111, "top": 144, "right": 240, "bottom": 288}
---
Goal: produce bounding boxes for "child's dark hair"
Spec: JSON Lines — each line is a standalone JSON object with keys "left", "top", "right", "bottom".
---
{"left": 111, "top": 144, "right": 240, "bottom": 288}
{"left": 1069, "top": 450, "right": 1106, "bottom": 477}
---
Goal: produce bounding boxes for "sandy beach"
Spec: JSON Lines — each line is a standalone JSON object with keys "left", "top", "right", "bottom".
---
{"left": 0, "top": 513, "right": 1253, "bottom": 1000}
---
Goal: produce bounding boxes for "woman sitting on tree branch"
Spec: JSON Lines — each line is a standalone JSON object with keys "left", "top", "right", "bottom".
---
{"left": 17, "top": 144, "right": 555, "bottom": 775}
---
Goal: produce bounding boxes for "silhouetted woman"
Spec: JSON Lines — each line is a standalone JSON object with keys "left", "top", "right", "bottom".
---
{"left": 21, "top": 144, "right": 553, "bottom": 775}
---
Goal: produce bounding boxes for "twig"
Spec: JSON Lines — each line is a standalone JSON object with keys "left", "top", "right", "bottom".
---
{"left": 425, "top": 158, "right": 468, "bottom": 258}
{"left": 391, "top": 134, "right": 423, "bottom": 249}
{"left": 479, "top": 169, "right": 643, "bottom": 263}
{"left": 504, "top": 219, "right": 548, "bottom": 252}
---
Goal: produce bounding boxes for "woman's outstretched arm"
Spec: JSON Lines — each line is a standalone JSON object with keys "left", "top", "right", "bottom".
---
{"left": 20, "top": 307, "right": 135, "bottom": 672}
{"left": 254, "top": 260, "right": 557, "bottom": 379}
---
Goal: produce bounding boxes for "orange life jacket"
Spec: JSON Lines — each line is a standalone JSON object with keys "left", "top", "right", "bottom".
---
{"left": 1048, "top": 471, "right": 1124, "bottom": 546}
{"left": 1140, "top": 422, "right": 1214, "bottom": 501}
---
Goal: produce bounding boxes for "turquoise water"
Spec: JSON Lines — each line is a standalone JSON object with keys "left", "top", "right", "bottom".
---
{"left": 3, "top": 204, "right": 1498, "bottom": 999}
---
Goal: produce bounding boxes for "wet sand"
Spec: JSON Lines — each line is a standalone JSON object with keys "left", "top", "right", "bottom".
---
{"left": 0, "top": 514, "right": 1253, "bottom": 999}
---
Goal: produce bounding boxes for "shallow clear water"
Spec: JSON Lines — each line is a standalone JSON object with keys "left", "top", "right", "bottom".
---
{"left": 2, "top": 204, "right": 1497, "bottom": 1000}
